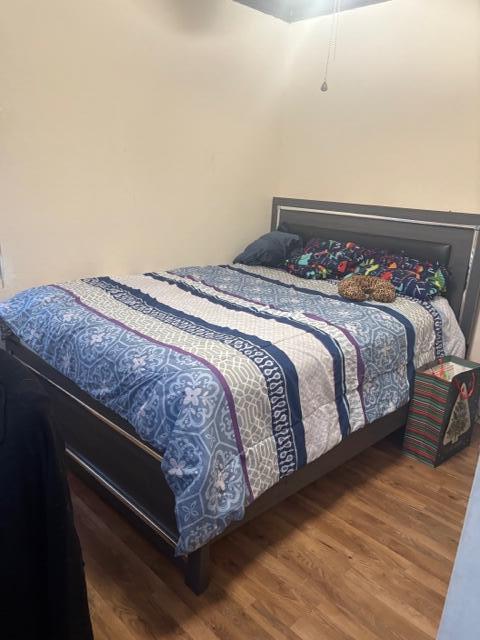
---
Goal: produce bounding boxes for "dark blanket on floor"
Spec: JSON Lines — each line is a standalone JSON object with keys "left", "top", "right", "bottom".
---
{"left": 0, "top": 349, "right": 93, "bottom": 640}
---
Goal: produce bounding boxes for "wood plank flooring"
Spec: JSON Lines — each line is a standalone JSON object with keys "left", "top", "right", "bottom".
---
{"left": 70, "top": 428, "right": 480, "bottom": 640}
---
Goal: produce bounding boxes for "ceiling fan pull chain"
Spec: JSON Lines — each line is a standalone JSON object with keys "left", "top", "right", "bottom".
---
{"left": 322, "top": 0, "right": 341, "bottom": 92}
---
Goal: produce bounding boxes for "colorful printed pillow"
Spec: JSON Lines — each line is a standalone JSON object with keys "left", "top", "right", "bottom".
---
{"left": 286, "top": 239, "right": 367, "bottom": 280}
{"left": 285, "top": 252, "right": 330, "bottom": 279}
{"left": 353, "top": 254, "right": 449, "bottom": 300}
{"left": 304, "top": 238, "right": 366, "bottom": 276}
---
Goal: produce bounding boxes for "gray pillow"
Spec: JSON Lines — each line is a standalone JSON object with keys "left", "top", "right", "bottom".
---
{"left": 234, "top": 231, "right": 303, "bottom": 267}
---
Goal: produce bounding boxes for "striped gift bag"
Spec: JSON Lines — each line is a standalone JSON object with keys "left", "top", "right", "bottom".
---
{"left": 403, "top": 356, "right": 480, "bottom": 467}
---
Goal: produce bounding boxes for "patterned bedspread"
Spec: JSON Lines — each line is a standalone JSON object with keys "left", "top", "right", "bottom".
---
{"left": 0, "top": 265, "right": 447, "bottom": 554}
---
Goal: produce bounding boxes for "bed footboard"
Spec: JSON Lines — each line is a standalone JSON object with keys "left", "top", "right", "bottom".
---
{"left": 5, "top": 335, "right": 408, "bottom": 595}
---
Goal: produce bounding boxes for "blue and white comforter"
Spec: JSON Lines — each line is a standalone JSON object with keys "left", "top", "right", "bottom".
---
{"left": 0, "top": 265, "right": 447, "bottom": 554}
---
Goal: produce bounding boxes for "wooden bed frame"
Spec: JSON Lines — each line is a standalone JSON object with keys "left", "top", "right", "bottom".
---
{"left": 5, "top": 199, "right": 480, "bottom": 594}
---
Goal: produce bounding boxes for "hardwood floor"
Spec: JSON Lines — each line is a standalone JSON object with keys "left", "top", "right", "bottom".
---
{"left": 70, "top": 427, "right": 480, "bottom": 640}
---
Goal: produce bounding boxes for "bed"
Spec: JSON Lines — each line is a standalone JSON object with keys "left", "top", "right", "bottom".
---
{"left": 2, "top": 199, "right": 480, "bottom": 593}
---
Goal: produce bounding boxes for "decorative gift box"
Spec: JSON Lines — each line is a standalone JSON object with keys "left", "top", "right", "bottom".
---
{"left": 403, "top": 356, "right": 480, "bottom": 467}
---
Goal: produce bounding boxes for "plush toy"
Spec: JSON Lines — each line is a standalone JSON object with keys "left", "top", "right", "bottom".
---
{"left": 338, "top": 275, "right": 396, "bottom": 303}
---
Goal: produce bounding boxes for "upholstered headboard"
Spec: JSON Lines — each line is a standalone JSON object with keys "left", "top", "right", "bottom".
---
{"left": 271, "top": 198, "right": 480, "bottom": 347}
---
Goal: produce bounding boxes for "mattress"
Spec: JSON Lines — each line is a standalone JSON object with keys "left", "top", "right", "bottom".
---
{"left": 0, "top": 265, "right": 464, "bottom": 554}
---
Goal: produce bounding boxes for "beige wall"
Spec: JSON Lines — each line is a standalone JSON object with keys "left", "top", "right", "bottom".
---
{"left": 0, "top": 0, "right": 288, "bottom": 299}
{"left": 2, "top": 0, "right": 480, "bottom": 352}
{"left": 278, "top": 0, "right": 480, "bottom": 355}
{"left": 279, "top": 0, "right": 480, "bottom": 212}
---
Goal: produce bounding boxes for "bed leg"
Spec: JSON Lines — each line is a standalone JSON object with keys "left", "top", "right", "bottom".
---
{"left": 185, "top": 545, "right": 210, "bottom": 595}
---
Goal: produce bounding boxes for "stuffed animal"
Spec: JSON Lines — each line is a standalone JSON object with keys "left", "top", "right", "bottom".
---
{"left": 338, "top": 275, "right": 396, "bottom": 303}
